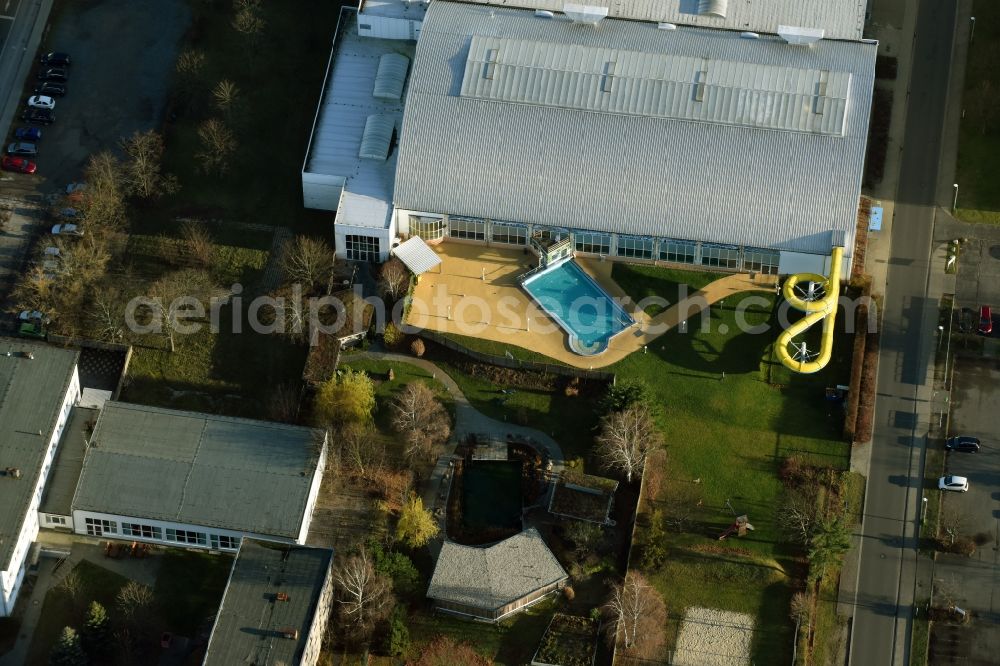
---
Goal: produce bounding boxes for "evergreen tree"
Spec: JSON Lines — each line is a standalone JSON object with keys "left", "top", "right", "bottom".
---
{"left": 49, "top": 626, "right": 87, "bottom": 666}
{"left": 81, "top": 601, "right": 110, "bottom": 656}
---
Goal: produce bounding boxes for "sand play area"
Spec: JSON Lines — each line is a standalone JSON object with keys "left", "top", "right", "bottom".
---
{"left": 674, "top": 607, "right": 755, "bottom": 666}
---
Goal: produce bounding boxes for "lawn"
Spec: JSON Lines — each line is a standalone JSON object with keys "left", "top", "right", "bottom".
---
{"left": 156, "top": 0, "right": 339, "bottom": 233}
{"left": 954, "top": 1, "right": 1000, "bottom": 224}
{"left": 610, "top": 264, "right": 727, "bottom": 315}
{"left": 26, "top": 560, "right": 129, "bottom": 665}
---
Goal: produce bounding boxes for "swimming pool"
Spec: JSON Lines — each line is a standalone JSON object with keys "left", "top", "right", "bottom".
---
{"left": 521, "top": 259, "right": 634, "bottom": 355}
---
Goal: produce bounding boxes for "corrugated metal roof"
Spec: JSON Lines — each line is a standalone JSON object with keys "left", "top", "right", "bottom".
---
{"left": 0, "top": 342, "right": 78, "bottom": 571}
{"left": 427, "top": 529, "right": 567, "bottom": 611}
{"left": 392, "top": 236, "right": 442, "bottom": 274}
{"left": 393, "top": 2, "right": 876, "bottom": 255}
{"left": 374, "top": 52, "right": 411, "bottom": 100}
{"left": 455, "top": 0, "right": 866, "bottom": 41}
{"left": 72, "top": 402, "right": 325, "bottom": 538}
{"left": 462, "top": 35, "right": 850, "bottom": 135}
{"left": 203, "top": 539, "right": 333, "bottom": 666}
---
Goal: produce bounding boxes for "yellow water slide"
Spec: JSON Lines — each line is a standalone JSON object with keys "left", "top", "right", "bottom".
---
{"left": 775, "top": 246, "right": 844, "bottom": 374}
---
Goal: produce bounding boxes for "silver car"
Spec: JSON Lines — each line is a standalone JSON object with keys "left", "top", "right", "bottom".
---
{"left": 6, "top": 142, "right": 37, "bottom": 157}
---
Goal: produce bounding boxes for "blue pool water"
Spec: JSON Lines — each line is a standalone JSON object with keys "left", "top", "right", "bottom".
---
{"left": 522, "top": 259, "right": 634, "bottom": 353}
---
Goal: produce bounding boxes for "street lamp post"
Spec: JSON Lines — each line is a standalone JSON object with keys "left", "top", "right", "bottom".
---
{"left": 921, "top": 497, "right": 928, "bottom": 524}
{"left": 937, "top": 324, "right": 944, "bottom": 354}
{"left": 953, "top": 183, "right": 959, "bottom": 213}
{"left": 971, "top": 16, "right": 976, "bottom": 43}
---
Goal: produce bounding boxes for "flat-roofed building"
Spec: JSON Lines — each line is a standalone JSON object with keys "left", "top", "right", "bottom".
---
{"left": 0, "top": 342, "right": 80, "bottom": 616}
{"left": 203, "top": 539, "right": 334, "bottom": 666}
{"left": 70, "top": 402, "right": 327, "bottom": 553}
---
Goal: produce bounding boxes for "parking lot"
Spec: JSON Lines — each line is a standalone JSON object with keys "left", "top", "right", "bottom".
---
{"left": 930, "top": 355, "right": 1000, "bottom": 664}
{"left": 0, "top": 0, "right": 190, "bottom": 305}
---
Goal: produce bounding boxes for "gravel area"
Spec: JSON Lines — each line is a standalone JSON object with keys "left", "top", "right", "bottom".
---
{"left": 674, "top": 607, "right": 755, "bottom": 666}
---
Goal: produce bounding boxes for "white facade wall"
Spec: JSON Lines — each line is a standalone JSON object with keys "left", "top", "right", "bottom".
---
{"left": 39, "top": 513, "right": 73, "bottom": 531}
{"left": 297, "top": 438, "right": 328, "bottom": 544}
{"left": 302, "top": 173, "right": 346, "bottom": 211}
{"left": 357, "top": 13, "right": 421, "bottom": 40}
{"left": 70, "top": 510, "right": 298, "bottom": 553}
{"left": 1, "top": 368, "right": 80, "bottom": 616}
{"left": 301, "top": 557, "right": 336, "bottom": 666}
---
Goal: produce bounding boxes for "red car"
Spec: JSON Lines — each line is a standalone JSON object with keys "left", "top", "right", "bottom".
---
{"left": 1, "top": 156, "right": 36, "bottom": 174}
{"left": 980, "top": 305, "right": 993, "bottom": 335}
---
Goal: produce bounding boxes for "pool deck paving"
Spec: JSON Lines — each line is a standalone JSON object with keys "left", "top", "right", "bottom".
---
{"left": 405, "top": 242, "right": 776, "bottom": 369}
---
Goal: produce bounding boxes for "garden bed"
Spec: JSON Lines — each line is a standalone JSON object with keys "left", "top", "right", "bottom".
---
{"left": 532, "top": 613, "right": 599, "bottom": 666}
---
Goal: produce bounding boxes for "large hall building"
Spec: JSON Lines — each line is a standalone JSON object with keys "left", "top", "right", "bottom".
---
{"left": 303, "top": 0, "right": 876, "bottom": 277}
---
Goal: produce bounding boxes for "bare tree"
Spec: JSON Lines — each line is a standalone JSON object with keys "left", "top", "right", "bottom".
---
{"left": 58, "top": 570, "right": 84, "bottom": 609}
{"left": 790, "top": 591, "right": 812, "bottom": 627}
{"left": 940, "top": 503, "right": 970, "bottom": 547}
{"left": 333, "top": 548, "right": 393, "bottom": 641}
{"left": 338, "top": 422, "right": 385, "bottom": 482}
{"left": 87, "top": 283, "right": 129, "bottom": 344}
{"left": 280, "top": 235, "right": 336, "bottom": 291}
{"left": 116, "top": 581, "right": 154, "bottom": 625}
{"left": 232, "top": 0, "right": 266, "bottom": 49}
{"left": 121, "top": 130, "right": 178, "bottom": 200}
{"left": 390, "top": 381, "right": 451, "bottom": 462}
{"left": 779, "top": 488, "right": 818, "bottom": 545}
{"left": 377, "top": 257, "right": 409, "bottom": 303}
{"left": 81, "top": 151, "right": 128, "bottom": 231}
{"left": 604, "top": 572, "right": 666, "bottom": 657}
{"left": 267, "top": 382, "right": 301, "bottom": 423}
{"left": 596, "top": 402, "right": 662, "bottom": 483}
{"left": 149, "top": 269, "right": 220, "bottom": 352}
{"left": 180, "top": 221, "right": 214, "bottom": 268}
{"left": 196, "top": 119, "right": 238, "bottom": 175}
{"left": 175, "top": 49, "right": 206, "bottom": 79}
{"left": 660, "top": 480, "right": 702, "bottom": 533}
{"left": 212, "top": 79, "right": 241, "bottom": 119}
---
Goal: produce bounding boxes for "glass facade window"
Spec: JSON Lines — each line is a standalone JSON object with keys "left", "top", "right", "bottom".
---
{"left": 122, "top": 523, "right": 162, "bottom": 540}
{"left": 659, "top": 240, "right": 697, "bottom": 264}
{"left": 490, "top": 222, "right": 527, "bottom": 245}
{"left": 409, "top": 216, "right": 445, "bottom": 242}
{"left": 85, "top": 518, "right": 117, "bottom": 537}
{"left": 48, "top": 516, "right": 67, "bottom": 526}
{"left": 574, "top": 232, "right": 611, "bottom": 255}
{"left": 616, "top": 235, "right": 655, "bottom": 259}
{"left": 345, "top": 235, "right": 381, "bottom": 262}
{"left": 743, "top": 248, "right": 780, "bottom": 275}
{"left": 449, "top": 218, "right": 486, "bottom": 240}
{"left": 165, "top": 528, "right": 207, "bottom": 546}
{"left": 701, "top": 244, "right": 741, "bottom": 269}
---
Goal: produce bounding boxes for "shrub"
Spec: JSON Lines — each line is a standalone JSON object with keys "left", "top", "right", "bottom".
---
{"left": 843, "top": 302, "right": 868, "bottom": 442}
{"left": 563, "top": 585, "right": 576, "bottom": 601}
{"left": 779, "top": 456, "right": 809, "bottom": 487}
{"left": 410, "top": 338, "right": 425, "bottom": 357}
{"left": 383, "top": 322, "right": 404, "bottom": 348}
{"left": 383, "top": 606, "right": 410, "bottom": 656}
{"left": 939, "top": 536, "right": 976, "bottom": 556}
{"left": 855, "top": 323, "right": 880, "bottom": 443}
{"left": 368, "top": 540, "right": 422, "bottom": 601}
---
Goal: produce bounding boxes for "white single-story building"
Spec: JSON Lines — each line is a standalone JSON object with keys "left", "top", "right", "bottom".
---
{"left": 0, "top": 342, "right": 80, "bottom": 616}
{"left": 66, "top": 402, "right": 327, "bottom": 553}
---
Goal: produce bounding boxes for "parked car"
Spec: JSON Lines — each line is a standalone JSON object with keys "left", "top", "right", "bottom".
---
{"left": 39, "top": 52, "right": 71, "bottom": 67}
{"left": 6, "top": 142, "right": 37, "bottom": 157}
{"left": 18, "top": 310, "right": 49, "bottom": 324}
{"left": 18, "top": 322, "right": 45, "bottom": 340}
{"left": 938, "top": 475, "right": 970, "bottom": 492}
{"left": 27, "top": 95, "right": 55, "bottom": 110}
{"left": 21, "top": 108, "right": 54, "bottom": 125}
{"left": 980, "top": 305, "right": 994, "bottom": 336}
{"left": 13, "top": 127, "right": 41, "bottom": 141}
{"left": 51, "top": 223, "right": 83, "bottom": 236}
{"left": 945, "top": 436, "right": 981, "bottom": 453}
{"left": 34, "top": 82, "right": 66, "bottom": 97}
{"left": 1, "top": 156, "right": 37, "bottom": 174}
{"left": 36, "top": 67, "right": 67, "bottom": 83}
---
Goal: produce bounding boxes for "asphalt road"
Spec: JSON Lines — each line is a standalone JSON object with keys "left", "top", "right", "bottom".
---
{"left": 849, "top": 0, "right": 960, "bottom": 663}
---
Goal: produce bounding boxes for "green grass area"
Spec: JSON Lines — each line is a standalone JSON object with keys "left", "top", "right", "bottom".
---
{"left": 909, "top": 601, "right": 930, "bottom": 666}
{"left": 124, "top": 224, "right": 272, "bottom": 286}
{"left": 154, "top": 550, "right": 232, "bottom": 636}
{"left": 406, "top": 596, "right": 558, "bottom": 665}
{"left": 610, "top": 264, "right": 727, "bottom": 315}
{"left": 26, "top": 560, "right": 130, "bottom": 665}
{"left": 121, "top": 304, "right": 308, "bottom": 417}
{"left": 437, "top": 332, "right": 573, "bottom": 367}
{"left": 156, "top": 0, "right": 339, "bottom": 232}
{"left": 955, "top": 0, "right": 1000, "bottom": 224}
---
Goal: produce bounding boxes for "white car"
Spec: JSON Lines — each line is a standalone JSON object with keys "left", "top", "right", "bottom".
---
{"left": 27, "top": 95, "right": 55, "bottom": 110}
{"left": 51, "top": 223, "right": 83, "bottom": 236}
{"left": 938, "top": 475, "right": 969, "bottom": 492}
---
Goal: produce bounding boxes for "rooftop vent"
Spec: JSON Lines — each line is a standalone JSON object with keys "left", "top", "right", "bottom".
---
{"left": 535, "top": 9, "right": 554, "bottom": 18}
{"left": 279, "top": 628, "right": 300, "bottom": 640}
{"left": 562, "top": 3, "right": 608, "bottom": 25}
{"left": 657, "top": 22, "right": 678, "bottom": 30}
{"left": 698, "top": 0, "right": 727, "bottom": 19}
{"left": 275, "top": 592, "right": 290, "bottom": 602}
{"left": 777, "top": 25, "right": 825, "bottom": 46}
{"left": 740, "top": 32, "right": 760, "bottom": 39}
{"left": 2, "top": 468, "right": 22, "bottom": 479}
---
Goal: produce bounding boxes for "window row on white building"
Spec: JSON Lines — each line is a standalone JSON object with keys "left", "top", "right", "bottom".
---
{"left": 82, "top": 516, "right": 241, "bottom": 552}
{"left": 402, "top": 214, "right": 782, "bottom": 274}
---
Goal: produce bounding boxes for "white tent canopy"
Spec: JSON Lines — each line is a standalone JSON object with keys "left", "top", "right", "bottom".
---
{"left": 392, "top": 236, "right": 442, "bottom": 275}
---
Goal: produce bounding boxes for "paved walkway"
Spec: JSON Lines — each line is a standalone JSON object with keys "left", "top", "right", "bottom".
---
{"left": 405, "top": 242, "right": 776, "bottom": 369}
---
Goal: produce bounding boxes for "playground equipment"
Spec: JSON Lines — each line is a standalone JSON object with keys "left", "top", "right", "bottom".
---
{"left": 775, "top": 246, "right": 844, "bottom": 374}
{"left": 718, "top": 515, "right": 755, "bottom": 540}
